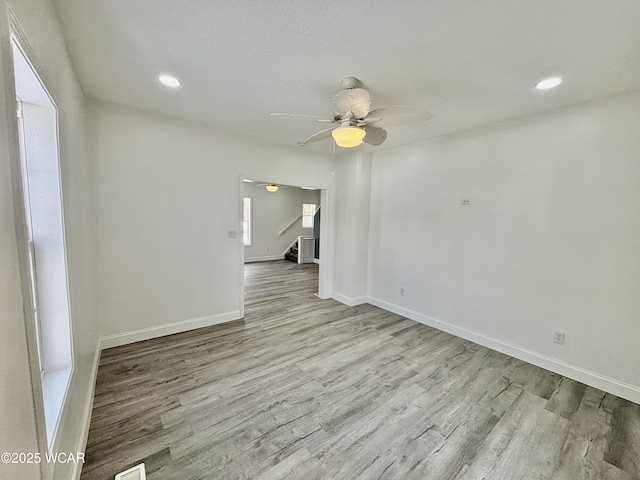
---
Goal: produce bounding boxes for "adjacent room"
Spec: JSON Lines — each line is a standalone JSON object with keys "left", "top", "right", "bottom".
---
{"left": 0, "top": 1, "right": 639, "bottom": 479}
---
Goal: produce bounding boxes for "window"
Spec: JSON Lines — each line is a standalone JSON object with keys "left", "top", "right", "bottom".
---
{"left": 302, "top": 203, "right": 316, "bottom": 228}
{"left": 13, "top": 36, "right": 73, "bottom": 448}
{"left": 242, "top": 197, "right": 252, "bottom": 246}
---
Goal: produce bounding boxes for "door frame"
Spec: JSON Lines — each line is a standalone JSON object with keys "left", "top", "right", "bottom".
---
{"left": 238, "top": 174, "right": 333, "bottom": 319}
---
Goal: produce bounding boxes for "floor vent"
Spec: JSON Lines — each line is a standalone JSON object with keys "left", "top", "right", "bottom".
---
{"left": 115, "top": 463, "right": 146, "bottom": 480}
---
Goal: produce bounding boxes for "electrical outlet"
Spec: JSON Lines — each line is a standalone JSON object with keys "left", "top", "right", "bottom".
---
{"left": 399, "top": 286, "right": 406, "bottom": 296}
{"left": 461, "top": 199, "right": 471, "bottom": 206}
{"left": 553, "top": 331, "right": 565, "bottom": 345}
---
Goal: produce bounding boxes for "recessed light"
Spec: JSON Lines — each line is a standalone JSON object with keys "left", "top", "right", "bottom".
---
{"left": 535, "top": 77, "right": 562, "bottom": 90}
{"left": 159, "top": 74, "right": 181, "bottom": 88}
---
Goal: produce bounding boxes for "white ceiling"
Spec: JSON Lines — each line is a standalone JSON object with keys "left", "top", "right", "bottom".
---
{"left": 51, "top": 0, "right": 640, "bottom": 153}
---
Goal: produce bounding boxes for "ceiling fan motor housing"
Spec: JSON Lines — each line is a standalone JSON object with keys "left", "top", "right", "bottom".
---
{"left": 341, "top": 76, "right": 360, "bottom": 90}
{"left": 332, "top": 88, "right": 371, "bottom": 119}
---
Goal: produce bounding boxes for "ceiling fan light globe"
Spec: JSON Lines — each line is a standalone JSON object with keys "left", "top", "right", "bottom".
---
{"left": 265, "top": 185, "right": 279, "bottom": 192}
{"left": 331, "top": 126, "right": 366, "bottom": 148}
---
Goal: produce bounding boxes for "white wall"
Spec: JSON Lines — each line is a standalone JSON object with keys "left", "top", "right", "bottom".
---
{"left": 88, "top": 100, "right": 335, "bottom": 343}
{"left": 1, "top": 0, "right": 95, "bottom": 478}
{"left": 243, "top": 182, "right": 319, "bottom": 262}
{"left": 331, "top": 151, "right": 372, "bottom": 305}
{"left": 368, "top": 92, "right": 640, "bottom": 402}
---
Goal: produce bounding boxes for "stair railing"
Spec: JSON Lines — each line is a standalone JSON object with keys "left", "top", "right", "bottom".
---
{"left": 278, "top": 213, "right": 302, "bottom": 236}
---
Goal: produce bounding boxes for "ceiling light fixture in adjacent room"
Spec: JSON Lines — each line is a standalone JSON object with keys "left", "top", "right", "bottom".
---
{"left": 535, "top": 77, "right": 562, "bottom": 90}
{"left": 159, "top": 74, "right": 181, "bottom": 88}
{"left": 331, "top": 126, "right": 366, "bottom": 148}
{"left": 265, "top": 184, "right": 279, "bottom": 192}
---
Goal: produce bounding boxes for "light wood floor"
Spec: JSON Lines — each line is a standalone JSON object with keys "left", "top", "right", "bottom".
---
{"left": 80, "top": 261, "right": 640, "bottom": 479}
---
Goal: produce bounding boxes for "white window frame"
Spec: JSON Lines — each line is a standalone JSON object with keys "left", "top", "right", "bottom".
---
{"left": 242, "top": 197, "right": 252, "bottom": 246}
{"left": 302, "top": 203, "right": 316, "bottom": 229}
{"left": 12, "top": 32, "right": 74, "bottom": 452}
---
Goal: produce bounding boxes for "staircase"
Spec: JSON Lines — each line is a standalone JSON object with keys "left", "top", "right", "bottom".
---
{"left": 285, "top": 241, "right": 298, "bottom": 263}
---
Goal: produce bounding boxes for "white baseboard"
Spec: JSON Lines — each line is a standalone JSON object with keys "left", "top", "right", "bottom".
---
{"left": 245, "top": 255, "right": 285, "bottom": 263}
{"left": 368, "top": 296, "right": 640, "bottom": 404}
{"left": 313, "top": 258, "right": 320, "bottom": 264}
{"left": 99, "top": 311, "right": 242, "bottom": 350}
{"left": 72, "top": 344, "right": 101, "bottom": 480}
{"left": 331, "top": 292, "right": 368, "bottom": 307}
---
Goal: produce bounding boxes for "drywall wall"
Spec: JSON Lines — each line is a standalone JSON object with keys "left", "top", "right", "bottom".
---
{"left": 368, "top": 91, "right": 640, "bottom": 401}
{"left": 1, "top": 0, "right": 95, "bottom": 478}
{"left": 331, "top": 151, "right": 372, "bottom": 305}
{"left": 243, "top": 182, "right": 320, "bottom": 262}
{"left": 88, "top": 99, "right": 335, "bottom": 342}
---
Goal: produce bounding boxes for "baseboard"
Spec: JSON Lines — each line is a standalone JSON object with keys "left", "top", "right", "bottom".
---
{"left": 331, "top": 292, "right": 368, "bottom": 307}
{"left": 368, "top": 296, "right": 640, "bottom": 404}
{"left": 313, "top": 258, "right": 320, "bottom": 264}
{"left": 99, "top": 311, "right": 242, "bottom": 350}
{"left": 71, "top": 344, "right": 101, "bottom": 480}
{"left": 245, "top": 255, "right": 285, "bottom": 263}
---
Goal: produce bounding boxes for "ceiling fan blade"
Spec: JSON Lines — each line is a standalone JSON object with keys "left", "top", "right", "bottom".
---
{"left": 299, "top": 127, "right": 337, "bottom": 146}
{"left": 332, "top": 88, "right": 371, "bottom": 119}
{"left": 363, "top": 106, "right": 432, "bottom": 127}
{"left": 270, "top": 113, "right": 335, "bottom": 123}
{"left": 363, "top": 126, "right": 387, "bottom": 146}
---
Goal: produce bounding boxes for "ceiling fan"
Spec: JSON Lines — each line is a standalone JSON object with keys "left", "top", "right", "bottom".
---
{"left": 271, "top": 76, "right": 432, "bottom": 148}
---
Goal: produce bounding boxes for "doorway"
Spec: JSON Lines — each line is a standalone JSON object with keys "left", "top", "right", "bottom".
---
{"left": 239, "top": 177, "right": 331, "bottom": 318}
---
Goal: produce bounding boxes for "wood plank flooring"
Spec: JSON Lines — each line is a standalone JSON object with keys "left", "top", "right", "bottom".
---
{"left": 80, "top": 260, "right": 640, "bottom": 479}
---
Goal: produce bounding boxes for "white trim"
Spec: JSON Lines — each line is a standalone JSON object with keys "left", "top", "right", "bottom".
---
{"left": 43, "top": 366, "right": 73, "bottom": 453}
{"left": 244, "top": 255, "right": 285, "bottom": 263}
{"left": 316, "top": 188, "right": 331, "bottom": 299}
{"left": 70, "top": 344, "right": 101, "bottom": 480}
{"left": 367, "top": 296, "right": 640, "bottom": 405}
{"left": 313, "top": 258, "right": 320, "bottom": 264}
{"left": 238, "top": 175, "right": 245, "bottom": 320}
{"left": 331, "top": 293, "right": 368, "bottom": 307}
{"left": 99, "top": 311, "right": 242, "bottom": 350}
